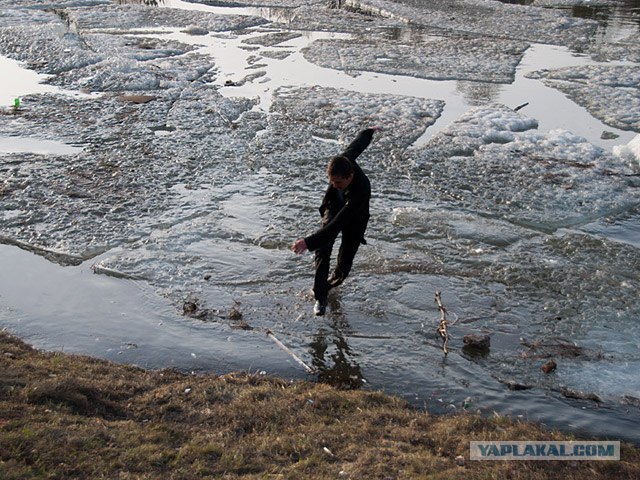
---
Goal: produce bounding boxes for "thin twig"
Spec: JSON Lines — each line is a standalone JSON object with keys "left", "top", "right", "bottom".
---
{"left": 266, "top": 330, "right": 315, "bottom": 373}
{"left": 434, "top": 291, "right": 449, "bottom": 355}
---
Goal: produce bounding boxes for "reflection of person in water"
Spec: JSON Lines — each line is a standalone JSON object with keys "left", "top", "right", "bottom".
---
{"left": 309, "top": 312, "right": 363, "bottom": 390}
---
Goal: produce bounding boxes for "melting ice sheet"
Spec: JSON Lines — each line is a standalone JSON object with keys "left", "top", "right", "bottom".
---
{"left": 0, "top": 0, "right": 640, "bottom": 442}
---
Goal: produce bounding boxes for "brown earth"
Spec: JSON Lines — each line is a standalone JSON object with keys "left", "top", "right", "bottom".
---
{"left": 1, "top": 331, "right": 638, "bottom": 479}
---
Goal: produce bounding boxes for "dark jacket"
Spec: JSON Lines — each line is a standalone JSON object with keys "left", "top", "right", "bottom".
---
{"left": 304, "top": 129, "right": 374, "bottom": 251}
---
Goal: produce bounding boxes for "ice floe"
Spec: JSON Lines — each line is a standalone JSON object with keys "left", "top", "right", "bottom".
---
{"left": 593, "top": 31, "right": 640, "bottom": 62}
{"left": 302, "top": 36, "right": 529, "bottom": 83}
{"left": 64, "top": 4, "right": 267, "bottom": 32}
{"left": 0, "top": 18, "right": 102, "bottom": 74}
{"left": 241, "top": 30, "right": 302, "bottom": 46}
{"left": 265, "top": 86, "right": 444, "bottom": 149}
{"left": 527, "top": 64, "right": 640, "bottom": 132}
{"left": 409, "top": 105, "right": 638, "bottom": 231}
{"left": 338, "top": 0, "right": 597, "bottom": 48}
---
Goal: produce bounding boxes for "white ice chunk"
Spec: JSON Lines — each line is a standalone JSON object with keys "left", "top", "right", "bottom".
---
{"left": 613, "top": 134, "right": 640, "bottom": 165}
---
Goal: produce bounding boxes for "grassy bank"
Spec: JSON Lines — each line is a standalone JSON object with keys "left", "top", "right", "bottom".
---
{"left": 1, "top": 331, "right": 638, "bottom": 479}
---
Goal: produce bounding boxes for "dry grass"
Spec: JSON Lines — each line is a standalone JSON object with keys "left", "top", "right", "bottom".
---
{"left": 1, "top": 331, "right": 638, "bottom": 479}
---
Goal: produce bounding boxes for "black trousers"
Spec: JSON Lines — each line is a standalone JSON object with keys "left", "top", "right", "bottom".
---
{"left": 313, "top": 213, "right": 367, "bottom": 303}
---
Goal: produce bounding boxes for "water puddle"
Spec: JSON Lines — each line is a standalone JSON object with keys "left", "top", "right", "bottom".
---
{"left": 0, "top": 55, "right": 94, "bottom": 109}
{"left": 494, "top": 44, "right": 637, "bottom": 150}
{"left": 0, "top": 54, "right": 96, "bottom": 153}
{"left": 0, "top": 56, "right": 59, "bottom": 108}
{"left": 0, "top": 135, "right": 83, "bottom": 155}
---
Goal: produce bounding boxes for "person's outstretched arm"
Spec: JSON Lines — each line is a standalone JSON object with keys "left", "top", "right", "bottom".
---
{"left": 291, "top": 126, "right": 382, "bottom": 255}
{"left": 341, "top": 127, "right": 382, "bottom": 163}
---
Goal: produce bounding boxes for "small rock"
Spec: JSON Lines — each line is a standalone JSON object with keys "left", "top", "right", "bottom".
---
{"left": 542, "top": 359, "right": 557, "bottom": 374}
{"left": 600, "top": 131, "right": 619, "bottom": 140}
{"left": 622, "top": 394, "right": 640, "bottom": 408}
{"left": 323, "top": 447, "right": 334, "bottom": 457}
{"left": 560, "top": 387, "right": 602, "bottom": 403}
{"left": 462, "top": 334, "right": 491, "bottom": 357}
{"left": 463, "top": 334, "right": 490, "bottom": 349}
{"left": 182, "top": 25, "right": 209, "bottom": 36}
{"left": 231, "top": 321, "right": 253, "bottom": 331}
{"left": 121, "top": 94, "right": 156, "bottom": 104}
{"left": 505, "top": 380, "right": 533, "bottom": 391}
{"left": 455, "top": 455, "right": 465, "bottom": 466}
{"left": 183, "top": 300, "right": 198, "bottom": 316}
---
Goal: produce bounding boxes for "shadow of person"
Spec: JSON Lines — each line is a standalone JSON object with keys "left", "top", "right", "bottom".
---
{"left": 309, "top": 297, "right": 364, "bottom": 390}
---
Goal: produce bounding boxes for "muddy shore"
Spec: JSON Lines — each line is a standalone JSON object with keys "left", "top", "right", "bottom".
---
{"left": 1, "top": 0, "right": 640, "bottom": 449}
{"left": 2, "top": 331, "right": 640, "bottom": 478}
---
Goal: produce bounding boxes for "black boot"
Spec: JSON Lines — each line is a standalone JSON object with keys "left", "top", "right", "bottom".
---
{"left": 314, "top": 299, "right": 327, "bottom": 316}
{"left": 327, "top": 273, "right": 344, "bottom": 290}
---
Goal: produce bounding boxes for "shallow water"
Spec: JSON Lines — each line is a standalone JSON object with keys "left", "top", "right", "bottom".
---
{"left": 0, "top": 55, "right": 59, "bottom": 107}
{"left": 1, "top": 0, "right": 639, "bottom": 443}
{"left": 561, "top": 0, "right": 640, "bottom": 43}
{"left": 0, "top": 135, "right": 83, "bottom": 155}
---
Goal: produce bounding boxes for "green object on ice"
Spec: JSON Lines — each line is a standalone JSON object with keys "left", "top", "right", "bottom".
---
{"left": 14, "top": 98, "right": 20, "bottom": 108}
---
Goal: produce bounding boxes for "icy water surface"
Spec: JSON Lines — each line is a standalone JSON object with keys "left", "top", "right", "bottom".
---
{"left": 1, "top": 0, "right": 640, "bottom": 442}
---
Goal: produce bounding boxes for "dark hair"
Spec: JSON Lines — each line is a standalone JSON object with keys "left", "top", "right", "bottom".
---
{"left": 327, "top": 155, "right": 354, "bottom": 178}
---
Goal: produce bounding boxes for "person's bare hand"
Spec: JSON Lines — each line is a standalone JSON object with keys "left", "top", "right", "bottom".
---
{"left": 292, "top": 238, "right": 308, "bottom": 254}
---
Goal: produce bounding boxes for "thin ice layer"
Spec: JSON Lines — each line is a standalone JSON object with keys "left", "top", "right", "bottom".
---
{"left": 302, "top": 36, "right": 529, "bottom": 83}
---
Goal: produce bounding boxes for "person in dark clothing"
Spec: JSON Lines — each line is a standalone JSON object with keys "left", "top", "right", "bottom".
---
{"left": 292, "top": 127, "right": 381, "bottom": 315}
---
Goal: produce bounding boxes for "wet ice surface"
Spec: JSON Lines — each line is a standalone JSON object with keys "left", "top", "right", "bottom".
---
{"left": 350, "top": 0, "right": 598, "bottom": 47}
{"left": 302, "top": 36, "right": 529, "bottom": 84}
{"left": 1, "top": 0, "right": 640, "bottom": 440}
{"left": 528, "top": 64, "right": 640, "bottom": 131}
{"left": 410, "top": 105, "right": 638, "bottom": 231}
